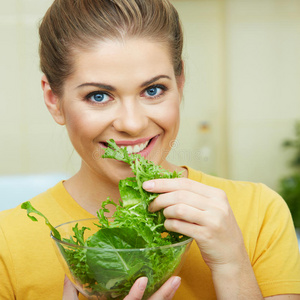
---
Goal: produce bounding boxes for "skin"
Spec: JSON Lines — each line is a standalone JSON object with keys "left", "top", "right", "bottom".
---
{"left": 42, "top": 38, "right": 299, "bottom": 300}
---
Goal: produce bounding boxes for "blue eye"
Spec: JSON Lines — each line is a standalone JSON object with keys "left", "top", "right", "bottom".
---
{"left": 89, "top": 92, "right": 110, "bottom": 103}
{"left": 146, "top": 86, "right": 160, "bottom": 96}
{"left": 144, "top": 85, "right": 166, "bottom": 98}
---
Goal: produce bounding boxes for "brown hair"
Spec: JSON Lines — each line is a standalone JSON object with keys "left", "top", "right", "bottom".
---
{"left": 39, "top": 0, "right": 184, "bottom": 97}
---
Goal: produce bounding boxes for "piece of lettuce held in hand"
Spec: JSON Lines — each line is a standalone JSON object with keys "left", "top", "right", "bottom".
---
{"left": 100, "top": 139, "right": 185, "bottom": 245}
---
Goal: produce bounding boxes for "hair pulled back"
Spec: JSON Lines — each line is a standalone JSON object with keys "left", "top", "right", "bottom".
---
{"left": 39, "top": 0, "right": 184, "bottom": 96}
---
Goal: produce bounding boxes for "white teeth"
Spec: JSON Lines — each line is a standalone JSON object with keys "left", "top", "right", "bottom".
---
{"left": 121, "top": 141, "right": 150, "bottom": 154}
{"left": 126, "top": 145, "right": 133, "bottom": 154}
{"left": 133, "top": 145, "right": 140, "bottom": 153}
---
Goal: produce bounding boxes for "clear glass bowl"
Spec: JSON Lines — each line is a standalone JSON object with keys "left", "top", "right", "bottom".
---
{"left": 51, "top": 218, "right": 193, "bottom": 300}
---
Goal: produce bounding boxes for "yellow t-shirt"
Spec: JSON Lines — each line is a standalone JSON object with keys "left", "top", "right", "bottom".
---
{"left": 0, "top": 167, "right": 299, "bottom": 299}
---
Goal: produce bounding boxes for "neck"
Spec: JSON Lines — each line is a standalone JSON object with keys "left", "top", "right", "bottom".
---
{"left": 63, "top": 164, "right": 121, "bottom": 216}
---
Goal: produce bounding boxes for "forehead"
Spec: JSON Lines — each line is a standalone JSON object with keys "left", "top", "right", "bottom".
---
{"left": 67, "top": 38, "right": 175, "bottom": 86}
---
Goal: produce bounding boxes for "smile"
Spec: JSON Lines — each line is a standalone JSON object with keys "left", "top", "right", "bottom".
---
{"left": 120, "top": 141, "right": 149, "bottom": 154}
{"left": 101, "top": 135, "right": 159, "bottom": 157}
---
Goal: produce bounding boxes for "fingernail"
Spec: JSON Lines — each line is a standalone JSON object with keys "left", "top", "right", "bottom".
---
{"left": 138, "top": 277, "right": 148, "bottom": 291}
{"left": 143, "top": 181, "right": 154, "bottom": 190}
{"left": 171, "top": 276, "right": 181, "bottom": 289}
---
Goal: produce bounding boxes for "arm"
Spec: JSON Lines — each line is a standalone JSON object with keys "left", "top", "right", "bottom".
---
{"left": 211, "top": 255, "right": 263, "bottom": 300}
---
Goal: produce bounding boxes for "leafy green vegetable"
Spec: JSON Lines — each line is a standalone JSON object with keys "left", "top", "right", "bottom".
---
{"left": 21, "top": 201, "right": 61, "bottom": 240}
{"left": 86, "top": 228, "right": 148, "bottom": 283}
{"left": 21, "top": 139, "right": 190, "bottom": 299}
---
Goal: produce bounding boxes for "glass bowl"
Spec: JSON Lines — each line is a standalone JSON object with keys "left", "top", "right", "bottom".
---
{"left": 51, "top": 218, "right": 193, "bottom": 300}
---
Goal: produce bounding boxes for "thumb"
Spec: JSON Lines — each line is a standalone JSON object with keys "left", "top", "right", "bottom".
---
{"left": 62, "top": 276, "right": 79, "bottom": 300}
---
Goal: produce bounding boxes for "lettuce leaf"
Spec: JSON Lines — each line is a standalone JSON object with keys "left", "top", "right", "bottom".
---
{"left": 86, "top": 228, "right": 148, "bottom": 283}
{"left": 21, "top": 201, "right": 61, "bottom": 240}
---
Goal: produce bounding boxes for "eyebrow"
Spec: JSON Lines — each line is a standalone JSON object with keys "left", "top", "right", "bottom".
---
{"left": 140, "top": 75, "right": 171, "bottom": 87}
{"left": 76, "top": 75, "right": 171, "bottom": 90}
{"left": 76, "top": 82, "right": 116, "bottom": 91}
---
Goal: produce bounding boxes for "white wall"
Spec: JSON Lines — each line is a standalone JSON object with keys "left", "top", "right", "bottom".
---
{"left": 0, "top": 0, "right": 80, "bottom": 176}
{"left": 171, "top": 0, "right": 300, "bottom": 189}
{"left": 170, "top": 0, "right": 227, "bottom": 177}
{"left": 1, "top": 0, "right": 300, "bottom": 191}
{"left": 225, "top": 0, "right": 300, "bottom": 188}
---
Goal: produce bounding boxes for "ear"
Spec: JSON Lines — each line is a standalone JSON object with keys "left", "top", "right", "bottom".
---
{"left": 41, "top": 75, "right": 65, "bottom": 125}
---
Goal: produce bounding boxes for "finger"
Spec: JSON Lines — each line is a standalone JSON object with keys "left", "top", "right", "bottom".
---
{"left": 164, "top": 218, "right": 204, "bottom": 240}
{"left": 62, "top": 276, "right": 79, "bottom": 300}
{"left": 143, "top": 178, "right": 222, "bottom": 198}
{"left": 148, "top": 276, "right": 181, "bottom": 300}
{"left": 149, "top": 190, "right": 209, "bottom": 213}
{"left": 163, "top": 203, "right": 208, "bottom": 226}
{"left": 123, "top": 277, "right": 148, "bottom": 300}
{"left": 164, "top": 205, "right": 231, "bottom": 240}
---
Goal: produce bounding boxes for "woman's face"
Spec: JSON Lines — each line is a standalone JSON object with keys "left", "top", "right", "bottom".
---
{"left": 53, "top": 38, "right": 184, "bottom": 182}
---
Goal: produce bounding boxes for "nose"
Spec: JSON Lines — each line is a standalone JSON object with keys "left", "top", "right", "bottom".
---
{"left": 112, "top": 100, "right": 148, "bottom": 136}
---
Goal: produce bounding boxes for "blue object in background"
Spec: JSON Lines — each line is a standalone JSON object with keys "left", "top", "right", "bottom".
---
{"left": 0, "top": 173, "right": 68, "bottom": 211}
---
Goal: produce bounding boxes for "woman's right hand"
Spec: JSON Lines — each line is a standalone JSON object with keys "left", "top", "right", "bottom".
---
{"left": 124, "top": 276, "right": 181, "bottom": 300}
{"left": 63, "top": 275, "right": 181, "bottom": 300}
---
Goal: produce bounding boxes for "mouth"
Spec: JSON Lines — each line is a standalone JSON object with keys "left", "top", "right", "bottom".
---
{"left": 101, "top": 135, "right": 159, "bottom": 156}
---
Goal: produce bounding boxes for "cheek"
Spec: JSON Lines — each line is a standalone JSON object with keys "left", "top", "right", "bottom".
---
{"left": 64, "top": 109, "right": 103, "bottom": 143}
{"left": 157, "top": 100, "right": 180, "bottom": 131}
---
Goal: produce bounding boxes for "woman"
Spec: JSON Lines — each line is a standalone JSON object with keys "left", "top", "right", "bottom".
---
{"left": 0, "top": 0, "right": 299, "bottom": 299}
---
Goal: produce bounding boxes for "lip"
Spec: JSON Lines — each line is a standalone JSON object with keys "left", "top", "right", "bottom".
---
{"left": 100, "top": 136, "right": 157, "bottom": 147}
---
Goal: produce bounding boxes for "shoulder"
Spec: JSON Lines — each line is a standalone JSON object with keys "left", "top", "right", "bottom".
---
{"left": 0, "top": 181, "right": 68, "bottom": 243}
{"left": 0, "top": 183, "right": 66, "bottom": 298}
{"left": 186, "top": 166, "right": 284, "bottom": 203}
{"left": 0, "top": 181, "right": 70, "bottom": 270}
{"left": 0, "top": 192, "right": 52, "bottom": 254}
{"left": 0, "top": 185, "right": 55, "bottom": 225}
{"left": 186, "top": 166, "right": 278, "bottom": 203}
{"left": 185, "top": 166, "right": 291, "bottom": 230}
{"left": 0, "top": 180, "right": 93, "bottom": 240}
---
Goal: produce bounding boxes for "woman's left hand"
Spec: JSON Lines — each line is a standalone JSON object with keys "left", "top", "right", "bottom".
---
{"left": 62, "top": 276, "right": 79, "bottom": 300}
{"left": 143, "top": 178, "right": 247, "bottom": 273}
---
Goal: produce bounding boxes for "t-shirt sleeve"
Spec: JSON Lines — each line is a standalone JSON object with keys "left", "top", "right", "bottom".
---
{"left": 252, "top": 184, "right": 300, "bottom": 296}
{"left": 0, "top": 219, "right": 16, "bottom": 299}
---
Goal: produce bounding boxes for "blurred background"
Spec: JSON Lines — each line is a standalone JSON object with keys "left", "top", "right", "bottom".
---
{"left": 1, "top": 0, "right": 300, "bottom": 225}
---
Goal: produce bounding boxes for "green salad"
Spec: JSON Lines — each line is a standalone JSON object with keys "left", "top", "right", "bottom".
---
{"left": 22, "top": 139, "right": 191, "bottom": 299}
